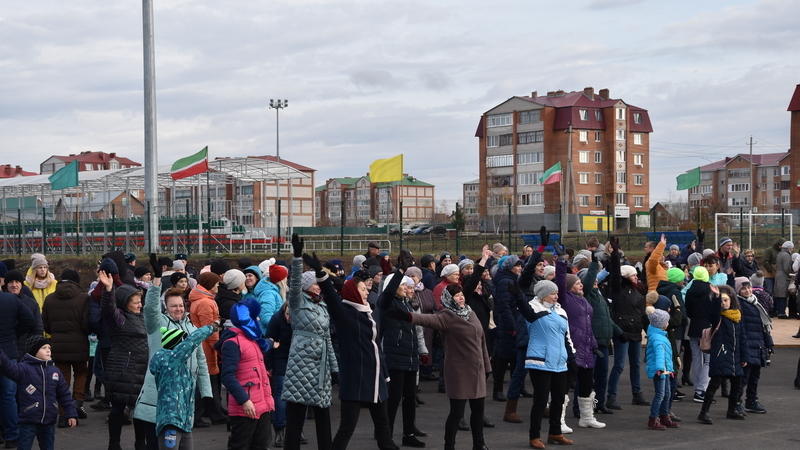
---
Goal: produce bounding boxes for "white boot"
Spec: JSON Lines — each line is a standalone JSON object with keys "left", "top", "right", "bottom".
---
{"left": 560, "top": 394, "right": 573, "bottom": 434}
{"left": 578, "top": 392, "right": 606, "bottom": 429}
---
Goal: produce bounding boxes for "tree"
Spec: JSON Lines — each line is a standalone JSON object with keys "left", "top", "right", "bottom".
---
{"left": 451, "top": 203, "right": 465, "bottom": 231}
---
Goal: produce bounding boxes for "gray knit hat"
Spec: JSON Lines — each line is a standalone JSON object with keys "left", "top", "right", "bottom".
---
{"left": 534, "top": 280, "right": 558, "bottom": 300}
{"left": 687, "top": 252, "right": 703, "bottom": 267}
{"left": 647, "top": 308, "right": 670, "bottom": 330}
{"left": 223, "top": 269, "right": 246, "bottom": 290}
{"left": 750, "top": 270, "right": 765, "bottom": 288}
{"left": 302, "top": 271, "right": 318, "bottom": 292}
{"left": 458, "top": 259, "right": 475, "bottom": 273}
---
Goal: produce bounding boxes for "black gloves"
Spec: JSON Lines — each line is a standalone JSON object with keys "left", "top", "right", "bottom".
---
{"left": 696, "top": 228, "right": 705, "bottom": 243}
{"left": 593, "top": 348, "right": 605, "bottom": 359}
{"left": 149, "top": 253, "right": 162, "bottom": 278}
{"left": 292, "top": 233, "right": 304, "bottom": 258}
{"left": 617, "top": 333, "right": 628, "bottom": 343}
{"left": 302, "top": 252, "right": 325, "bottom": 278}
{"left": 552, "top": 240, "right": 565, "bottom": 256}
{"left": 508, "top": 283, "right": 521, "bottom": 297}
{"left": 398, "top": 249, "right": 413, "bottom": 272}
{"left": 539, "top": 225, "right": 550, "bottom": 247}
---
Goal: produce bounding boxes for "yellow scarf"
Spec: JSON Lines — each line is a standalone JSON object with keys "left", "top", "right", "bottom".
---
{"left": 721, "top": 309, "right": 741, "bottom": 323}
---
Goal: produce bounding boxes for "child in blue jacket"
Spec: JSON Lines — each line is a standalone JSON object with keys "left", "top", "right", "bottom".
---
{"left": 0, "top": 336, "right": 77, "bottom": 450}
{"left": 645, "top": 308, "right": 675, "bottom": 431}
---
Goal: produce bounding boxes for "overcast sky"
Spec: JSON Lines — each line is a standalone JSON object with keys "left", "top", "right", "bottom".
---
{"left": 2, "top": 0, "right": 799, "bottom": 208}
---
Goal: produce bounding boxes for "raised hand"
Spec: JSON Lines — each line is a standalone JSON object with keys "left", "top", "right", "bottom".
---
{"left": 302, "top": 252, "right": 324, "bottom": 276}
{"left": 697, "top": 228, "right": 705, "bottom": 243}
{"left": 291, "top": 233, "right": 304, "bottom": 258}
{"left": 551, "top": 240, "right": 565, "bottom": 256}
{"left": 539, "top": 225, "right": 550, "bottom": 247}
{"left": 609, "top": 236, "right": 620, "bottom": 254}
{"left": 149, "top": 253, "right": 162, "bottom": 278}
{"left": 660, "top": 234, "right": 667, "bottom": 246}
{"left": 398, "top": 249, "right": 413, "bottom": 272}
{"left": 98, "top": 270, "right": 114, "bottom": 292}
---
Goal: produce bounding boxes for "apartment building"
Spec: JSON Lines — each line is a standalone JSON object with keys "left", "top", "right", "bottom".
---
{"left": 40, "top": 151, "right": 141, "bottom": 174}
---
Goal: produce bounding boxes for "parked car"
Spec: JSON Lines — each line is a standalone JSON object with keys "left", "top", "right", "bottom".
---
{"left": 430, "top": 226, "right": 447, "bottom": 236}
{"left": 389, "top": 227, "right": 400, "bottom": 235}
{"left": 413, "top": 226, "right": 431, "bottom": 235}
{"left": 403, "top": 225, "right": 422, "bottom": 235}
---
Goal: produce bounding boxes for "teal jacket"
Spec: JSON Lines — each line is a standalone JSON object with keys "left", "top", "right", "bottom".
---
{"left": 645, "top": 325, "right": 673, "bottom": 379}
{"left": 253, "top": 278, "right": 284, "bottom": 336}
{"left": 150, "top": 325, "right": 214, "bottom": 434}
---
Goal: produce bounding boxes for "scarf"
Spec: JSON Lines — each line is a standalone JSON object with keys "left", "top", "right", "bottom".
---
{"left": 414, "top": 282, "right": 424, "bottom": 292}
{"left": 741, "top": 294, "right": 773, "bottom": 332}
{"left": 721, "top": 309, "right": 741, "bottom": 323}
{"left": 27, "top": 272, "right": 55, "bottom": 289}
{"left": 441, "top": 288, "right": 472, "bottom": 321}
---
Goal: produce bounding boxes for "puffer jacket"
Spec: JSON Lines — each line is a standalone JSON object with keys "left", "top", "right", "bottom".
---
{"left": 189, "top": 285, "right": 220, "bottom": 376}
{"left": 738, "top": 295, "right": 774, "bottom": 367}
{"left": 657, "top": 279, "right": 688, "bottom": 340}
{"left": 379, "top": 272, "right": 418, "bottom": 372}
{"left": 555, "top": 258, "right": 596, "bottom": 369}
{"left": 217, "top": 328, "right": 275, "bottom": 418}
{"left": 101, "top": 286, "right": 148, "bottom": 406}
{"left": 134, "top": 284, "right": 211, "bottom": 424}
{"left": 492, "top": 267, "right": 523, "bottom": 360}
{"left": 14, "top": 293, "right": 44, "bottom": 359}
{"left": 254, "top": 278, "right": 284, "bottom": 335}
{"left": 751, "top": 287, "right": 774, "bottom": 319}
{"left": 0, "top": 351, "right": 77, "bottom": 425}
{"left": 607, "top": 253, "right": 647, "bottom": 341}
{"left": 42, "top": 280, "right": 90, "bottom": 363}
{"left": 24, "top": 268, "right": 57, "bottom": 311}
{"left": 583, "top": 261, "right": 623, "bottom": 347}
{"left": 524, "top": 309, "right": 570, "bottom": 373}
{"left": 0, "top": 292, "right": 37, "bottom": 360}
{"left": 645, "top": 325, "right": 673, "bottom": 379}
{"left": 645, "top": 241, "right": 668, "bottom": 292}
{"left": 282, "top": 258, "right": 338, "bottom": 408}
{"left": 708, "top": 295, "right": 749, "bottom": 378}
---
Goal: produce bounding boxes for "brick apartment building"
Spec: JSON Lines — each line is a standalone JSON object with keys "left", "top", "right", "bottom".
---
{"left": 475, "top": 87, "right": 653, "bottom": 232}
{"left": 40, "top": 151, "right": 142, "bottom": 174}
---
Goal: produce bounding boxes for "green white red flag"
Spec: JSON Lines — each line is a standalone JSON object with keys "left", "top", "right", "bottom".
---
{"left": 540, "top": 162, "right": 562, "bottom": 185}
{"left": 170, "top": 147, "right": 209, "bottom": 180}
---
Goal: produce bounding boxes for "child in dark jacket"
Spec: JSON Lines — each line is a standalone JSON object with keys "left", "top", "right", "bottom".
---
{"left": 0, "top": 336, "right": 77, "bottom": 450}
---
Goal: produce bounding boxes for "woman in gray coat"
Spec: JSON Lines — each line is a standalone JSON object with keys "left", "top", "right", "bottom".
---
{"left": 773, "top": 241, "right": 793, "bottom": 318}
{"left": 283, "top": 234, "right": 339, "bottom": 450}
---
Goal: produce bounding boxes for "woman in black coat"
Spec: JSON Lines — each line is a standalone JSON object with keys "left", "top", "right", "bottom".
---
{"left": 734, "top": 277, "right": 773, "bottom": 415}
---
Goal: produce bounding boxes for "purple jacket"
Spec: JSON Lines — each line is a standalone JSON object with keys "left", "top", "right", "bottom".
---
{"left": 555, "top": 259, "right": 597, "bottom": 369}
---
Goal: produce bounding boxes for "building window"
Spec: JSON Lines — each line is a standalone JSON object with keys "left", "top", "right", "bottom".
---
{"left": 579, "top": 151, "right": 590, "bottom": 163}
{"left": 594, "top": 151, "right": 602, "bottom": 163}
{"left": 85, "top": 164, "right": 93, "bottom": 171}
{"left": 729, "top": 197, "right": 750, "bottom": 206}
{"left": 486, "top": 154, "right": 513, "bottom": 168}
{"left": 487, "top": 135, "right": 499, "bottom": 147}
{"left": 634, "top": 174, "right": 643, "bottom": 185}
{"left": 519, "top": 110, "right": 540, "bottom": 124}
{"left": 488, "top": 113, "right": 512, "bottom": 127}
{"left": 761, "top": 169, "right": 767, "bottom": 177}
{"left": 595, "top": 110, "right": 603, "bottom": 121}
{"left": 517, "top": 131, "right": 544, "bottom": 144}
{"left": 518, "top": 193, "right": 544, "bottom": 206}
{"left": 701, "top": 172, "right": 713, "bottom": 180}
{"left": 490, "top": 175, "right": 513, "bottom": 187}
{"left": 773, "top": 182, "right": 779, "bottom": 190}
{"left": 774, "top": 169, "right": 779, "bottom": 176}
{"left": 617, "top": 108, "right": 625, "bottom": 120}
{"left": 728, "top": 169, "right": 750, "bottom": 178}
{"left": 579, "top": 130, "right": 588, "bottom": 142}
{"left": 595, "top": 195, "right": 603, "bottom": 207}
{"left": 633, "top": 113, "right": 642, "bottom": 124}
{"left": 616, "top": 171, "right": 626, "bottom": 184}
{"left": 110, "top": 162, "right": 119, "bottom": 170}
{"left": 579, "top": 195, "right": 589, "bottom": 207}
{"left": 633, "top": 133, "right": 642, "bottom": 145}
{"left": 782, "top": 166, "right": 790, "bottom": 175}
{"left": 689, "top": 186, "right": 699, "bottom": 194}
{"left": 616, "top": 150, "right": 625, "bottom": 162}
{"left": 774, "top": 197, "right": 781, "bottom": 205}
{"left": 517, "top": 172, "right": 543, "bottom": 186}
{"left": 728, "top": 183, "right": 750, "bottom": 192}
{"left": 616, "top": 193, "right": 627, "bottom": 205}
{"left": 579, "top": 109, "right": 589, "bottom": 121}
{"left": 518, "top": 152, "right": 544, "bottom": 164}
{"left": 499, "top": 134, "right": 513, "bottom": 146}
{"left": 595, "top": 131, "right": 601, "bottom": 142}
{"left": 634, "top": 196, "right": 644, "bottom": 207}
{"left": 634, "top": 154, "right": 643, "bottom": 166}
{"left": 579, "top": 173, "right": 589, "bottom": 184}
{"left": 782, "top": 180, "right": 790, "bottom": 190}
{"left": 782, "top": 195, "right": 790, "bottom": 203}
{"left": 595, "top": 173, "right": 602, "bottom": 184}
{"left": 616, "top": 129, "right": 625, "bottom": 141}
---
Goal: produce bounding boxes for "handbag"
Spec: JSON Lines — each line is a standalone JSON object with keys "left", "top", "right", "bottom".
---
{"left": 700, "top": 319, "right": 721, "bottom": 354}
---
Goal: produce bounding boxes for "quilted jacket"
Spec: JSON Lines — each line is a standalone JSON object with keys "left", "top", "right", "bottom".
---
{"left": 0, "top": 351, "right": 77, "bottom": 425}
{"left": 738, "top": 294, "right": 774, "bottom": 367}
{"left": 0, "top": 292, "right": 37, "bottom": 360}
{"left": 645, "top": 325, "right": 673, "bottom": 379}
{"left": 583, "top": 261, "right": 623, "bottom": 347}
{"left": 42, "top": 280, "right": 90, "bottom": 363}
{"left": 254, "top": 278, "right": 284, "bottom": 336}
{"left": 217, "top": 328, "right": 275, "bottom": 418}
{"left": 188, "top": 285, "right": 220, "bottom": 376}
{"left": 134, "top": 284, "right": 212, "bottom": 424}
{"left": 707, "top": 296, "right": 749, "bottom": 378}
{"left": 492, "top": 267, "right": 523, "bottom": 360}
{"left": 379, "top": 272, "right": 419, "bottom": 372}
{"left": 101, "top": 287, "right": 149, "bottom": 407}
{"left": 555, "top": 258, "right": 597, "bottom": 369}
{"left": 282, "top": 258, "right": 338, "bottom": 408}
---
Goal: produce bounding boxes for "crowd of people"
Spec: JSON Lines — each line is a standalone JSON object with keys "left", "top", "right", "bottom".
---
{"left": 0, "top": 227, "right": 794, "bottom": 449}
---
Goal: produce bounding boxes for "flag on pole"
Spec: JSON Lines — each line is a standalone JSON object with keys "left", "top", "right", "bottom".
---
{"left": 796, "top": 180, "right": 800, "bottom": 191}
{"left": 48, "top": 160, "right": 79, "bottom": 190}
{"left": 369, "top": 154, "right": 404, "bottom": 183}
{"left": 540, "top": 162, "right": 562, "bottom": 185}
{"left": 171, "top": 146, "right": 209, "bottom": 180}
{"left": 676, "top": 167, "right": 701, "bottom": 190}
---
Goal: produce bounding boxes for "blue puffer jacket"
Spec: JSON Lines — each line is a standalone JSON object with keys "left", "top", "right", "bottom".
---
{"left": 254, "top": 277, "right": 284, "bottom": 335}
{"left": 492, "top": 267, "right": 523, "bottom": 360}
{"left": 645, "top": 325, "right": 673, "bottom": 379}
{"left": 524, "top": 309, "right": 570, "bottom": 373}
{"left": 738, "top": 295, "right": 774, "bottom": 367}
{"left": 708, "top": 296, "right": 750, "bottom": 378}
{"left": 0, "top": 351, "right": 77, "bottom": 425}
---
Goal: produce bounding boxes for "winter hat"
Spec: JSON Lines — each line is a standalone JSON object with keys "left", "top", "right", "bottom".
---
{"left": 439, "top": 251, "right": 452, "bottom": 262}
{"left": 258, "top": 257, "right": 276, "bottom": 277}
{"left": 667, "top": 267, "right": 684, "bottom": 284}
{"left": 3, "top": 270, "right": 25, "bottom": 285}
{"left": 242, "top": 265, "right": 262, "bottom": 282}
{"left": 687, "top": 252, "right": 703, "bottom": 267}
{"left": 31, "top": 254, "right": 48, "bottom": 269}
{"left": 718, "top": 237, "right": 732, "bottom": 248}
{"left": 160, "top": 327, "right": 187, "bottom": 350}
{"left": 210, "top": 259, "right": 230, "bottom": 276}
{"left": 341, "top": 278, "right": 363, "bottom": 303}
{"left": 1, "top": 259, "right": 15, "bottom": 271}
{"left": 654, "top": 295, "right": 671, "bottom": 312}
{"left": 405, "top": 267, "right": 422, "bottom": 279}
{"left": 158, "top": 256, "right": 173, "bottom": 268}
{"left": 647, "top": 308, "right": 670, "bottom": 330}
{"left": 26, "top": 335, "right": 51, "bottom": 357}
{"left": 170, "top": 272, "right": 188, "bottom": 286}
{"left": 238, "top": 257, "right": 254, "bottom": 270}
{"left": 577, "top": 249, "right": 592, "bottom": 261}
{"left": 172, "top": 261, "right": 185, "bottom": 270}
{"left": 134, "top": 266, "right": 151, "bottom": 279}
{"left": 368, "top": 241, "right": 381, "bottom": 250}
{"left": 669, "top": 244, "right": 679, "bottom": 251}
{"left": 328, "top": 259, "right": 344, "bottom": 272}
{"left": 99, "top": 257, "right": 119, "bottom": 276}
{"left": 534, "top": 280, "right": 558, "bottom": 300}
{"left": 363, "top": 257, "right": 380, "bottom": 268}
{"left": 231, "top": 297, "right": 262, "bottom": 340}
{"left": 702, "top": 249, "right": 715, "bottom": 258}
{"left": 124, "top": 252, "right": 136, "bottom": 263}
{"left": 367, "top": 265, "right": 383, "bottom": 279}
{"left": 268, "top": 264, "right": 288, "bottom": 283}
{"left": 458, "top": 259, "right": 475, "bottom": 272}
{"left": 114, "top": 284, "right": 140, "bottom": 308}
{"left": 566, "top": 274, "right": 580, "bottom": 291}
{"left": 0, "top": 262, "right": 7, "bottom": 279}
{"left": 198, "top": 272, "right": 221, "bottom": 291}
{"left": 645, "top": 291, "right": 659, "bottom": 306}
{"left": 175, "top": 253, "right": 188, "bottom": 261}
{"left": 420, "top": 254, "right": 436, "bottom": 268}
{"left": 750, "top": 270, "right": 765, "bottom": 288}
{"left": 783, "top": 241, "right": 794, "bottom": 250}
{"left": 301, "top": 271, "right": 318, "bottom": 292}
{"left": 543, "top": 266, "right": 555, "bottom": 279}
{"left": 576, "top": 268, "right": 589, "bottom": 283}
{"left": 620, "top": 265, "right": 637, "bottom": 278}
{"left": 223, "top": 269, "right": 246, "bottom": 290}
{"left": 440, "top": 264, "right": 459, "bottom": 279}
{"left": 60, "top": 269, "right": 81, "bottom": 285}
{"left": 500, "top": 255, "right": 522, "bottom": 271}
{"left": 692, "top": 266, "right": 710, "bottom": 282}
{"left": 379, "top": 251, "right": 389, "bottom": 258}
{"left": 352, "top": 255, "right": 367, "bottom": 269}
{"left": 735, "top": 276, "right": 751, "bottom": 294}
{"left": 492, "top": 243, "right": 506, "bottom": 255}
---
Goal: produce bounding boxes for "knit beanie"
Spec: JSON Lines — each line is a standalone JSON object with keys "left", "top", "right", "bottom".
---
{"left": 0, "top": 262, "right": 8, "bottom": 279}
{"left": 687, "top": 252, "right": 703, "bottom": 267}
{"left": 702, "top": 249, "right": 715, "bottom": 258}
{"left": 367, "top": 265, "right": 383, "bottom": 279}
{"left": 750, "top": 270, "right": 765, "bottom": 288}
{"left": 124, "top": 252, "right": 137, "bottom": 263}
{"left": 379, "top": 251, "right": 389, "bottom": 258}
{"left": 534, "top": 280, "right": 558, "bottom": 299}
{"left": 352, "top": 255, "right": 367, "bottom": 269}
{"left": 692, "top": 266, "right": 710, "bottom": 282}
{"left": 566, "top": 274, "right": 580, "bottom": 291}
{"left": 301, "top": 271, "right": 317, "bottom": 292}
{"left": 620, "top": 265, "right": 637, "bottom": 278}
{"left": 172, "top": 260, "right": 185, "bottom": 270}
{"left": 223, "top": 269, "right": 245, "bottom": 290}
{"left": 160, "top": 327, "right": 187, "bottom": 350}
{"left": 405, "top": 267, "right": 422, "bottom": 279}
{"left": 645, "top": 291, "right": 659, "bottom": 306}
{"left": 500, "top": 255, "right": 522, "bottom": 271}
{"left": 242, "top": 265, "right": 261, "bottom": 281}
{"left": 543, "top": 266, "right": 555, "bottom": 279}
{"left": 458, "top": 259, "right": 474, "bottom": 273}
{"left": 1, "top": 259, "right": 15, "bottom": 271}
{"left": 238, "top": 257, "right": 254, "bottom": 270}
{"left": 783, "top": 241, "right": 794, "bottom": 250}
{"left": 669, "top": 244, "right": 679, "bottom": 251}
{"left": 439, "top": 251, "right": 452, "bottom": 262}
{"left": 26, "top": 335, "right": 51, "bottom": 357}
{"left": 31, "top": 254, "right": 48, "bottom": 269}
{"left": 269, "top": 264, "right": 288, "bottom": 283}
{"left": 647, "top": 308, "right": 670, "bottom": 330}
{"left": 492, "top": 243, "right": 506, "bottom": 254}
{"left": 440, "top": 264, "right": 459, "bottom": 279}
{"left": 134, "top": 266, "right": 151, "bottom": 279}
{"left": 666, "top": 267, "right": 684, "bottom": 284}
{"left": 3, "top": 269, "right": 24, "bottom": 285}
{"left": 654, "top": 295, "right": 671, "bottom": 311}
{"left": 719, "top": 237, "right": 732, "bottom": 248}
{"left": 734, "top": 276, "right": 751, "bottom": 295}
{"left": 170, "top": 271, "right": 188, "bottom": 286}
{"left": 210, "top": 259, "right": 230, "bottom": 276}
{"left": 198, "top": 272, "right": 221, "bottom": 291}
{"left": 60, "top": 269, "right": 81, "bottom": 285}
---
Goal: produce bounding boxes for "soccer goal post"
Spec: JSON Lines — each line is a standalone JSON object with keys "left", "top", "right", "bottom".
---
{"left": 714, "top": 211, "right": 793, "bottom": 251}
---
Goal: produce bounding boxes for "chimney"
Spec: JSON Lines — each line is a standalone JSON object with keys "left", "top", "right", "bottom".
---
{"left": 531, "top": 91, "right": 538, "bottom": 98}
{"left": 599, "top": 88, "right": 609, "bottom": 99}
{"left": 583, "top": 87, "right": 594, "bottom": 100}
{"left": 555, "top": 90, "right": 565, "bottom": 97}
{"left": 547, "top": 91, "right": 555, "bottom": 97}
{"left": 110, "top": 152, "right": 116, "bottom": 158}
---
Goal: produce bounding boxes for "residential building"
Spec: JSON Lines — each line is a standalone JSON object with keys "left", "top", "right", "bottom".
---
{"left": 39, "top": 151, "right": 141, "bottom": 174}
{"left": 0, "top": 165, "right": 37, "bottom": 178}
{"left": 462, "top": 179, "right": 480, "bottom": 231}
{"left": 475, "top": 87, "right": 653, "bottom": 231}
{"left": 315, "top": 174, "right": 435, "bottom": 227}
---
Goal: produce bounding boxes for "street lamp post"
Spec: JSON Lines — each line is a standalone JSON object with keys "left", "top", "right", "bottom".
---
{"left": 269, "top": 99, "right": 288, "bottom": 244}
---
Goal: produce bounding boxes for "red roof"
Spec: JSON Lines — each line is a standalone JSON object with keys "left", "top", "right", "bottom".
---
{"left": 249, "top": 155, "right": 315, "bottom": 172}
{"left": 475, "top": 116, "right": 485, "bottom": 138}
{"left": 788, "top": 84, "right": 800, "bottom": 112}
{"left": 698, "top": 152, "right": 788, "bottom": 171}
{"left": 52, "top": 151, "right": 141, "bottom": 167}
{"left": 518, "top": 91, "right": 653, "bottom": 132}
{"left": 0, "top": 165, "right": 37, "bottom": 178}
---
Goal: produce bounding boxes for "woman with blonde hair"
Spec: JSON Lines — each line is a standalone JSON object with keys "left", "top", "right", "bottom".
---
{"left": 25, "top": 253, "right": 57, "bottom": 309}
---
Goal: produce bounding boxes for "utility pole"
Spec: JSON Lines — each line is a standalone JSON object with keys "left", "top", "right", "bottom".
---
{"left": 748, "top": 135, "right": 756, "bottom": 229}
{"left": 142, "top": 0, "right": 159, "bottom": 253}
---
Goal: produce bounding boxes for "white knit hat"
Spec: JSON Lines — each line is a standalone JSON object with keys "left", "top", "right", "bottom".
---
{"left": 223, "top": 269, "right": 246, "bottom": 290}
{"left": 440, "top": 264, "right": 459, "bottom": 279}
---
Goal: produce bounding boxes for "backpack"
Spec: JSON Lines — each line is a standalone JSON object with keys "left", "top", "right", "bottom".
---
{"left": 700, "top": 319, "right": 721, "bottom": 354}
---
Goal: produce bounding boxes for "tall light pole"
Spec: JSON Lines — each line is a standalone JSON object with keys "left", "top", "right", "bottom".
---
{"left": 269, "top": 99, "right": 289, "bottom": 237}
{"left": 142, "top": 0, "right": 159, "bottom": 253}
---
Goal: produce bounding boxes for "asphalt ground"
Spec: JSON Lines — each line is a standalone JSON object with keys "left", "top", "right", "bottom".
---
{"left": 50, "top": 344, "right": 800, "bottom": 450}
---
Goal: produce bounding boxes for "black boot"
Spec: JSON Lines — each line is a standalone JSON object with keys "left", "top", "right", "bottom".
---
{"left": 726, "top": 408, "right": 746, "bottom": 420}
{"left": 108, "top": 413, "right": 125, "bottom": 450}
{"left": 631, "top": 392, "right": 650, "bottom": 406}
{"left": 76, "top": 400, "right": 88, "bottom": 419}
{"left": 415, "top": 393, "right": 425, "bottom": 405}
{"left": 274, "top": 427, "right": 285, "bottom": 448}
{"left": 482, "top": 415, "right": 495, "bottom": 428}
{"left": 413, "top": 424, "right": 428, "bottom": 437}
{"left": 519, "top": 388, "right": 533, "bottom": 398}
{"left": 492, "top": 390, "right": 507, "bottom": 402}
{"left": 697, "top": 408, "right": 713, "bottom": 424}
{"left": 458, "top": 418, "right": 470, "bottom": 431}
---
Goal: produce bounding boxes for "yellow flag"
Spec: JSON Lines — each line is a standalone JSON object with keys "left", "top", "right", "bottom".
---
{"left": 369, "top": 154, "right": 404, "bottom": 183}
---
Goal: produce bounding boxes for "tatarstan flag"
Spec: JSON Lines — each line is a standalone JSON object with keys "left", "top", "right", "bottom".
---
{"left": 540, "top": 162, "right": 562, "bottom": 185}
{"left": 171, "top": 147, "right": 209, "bottom": 180}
